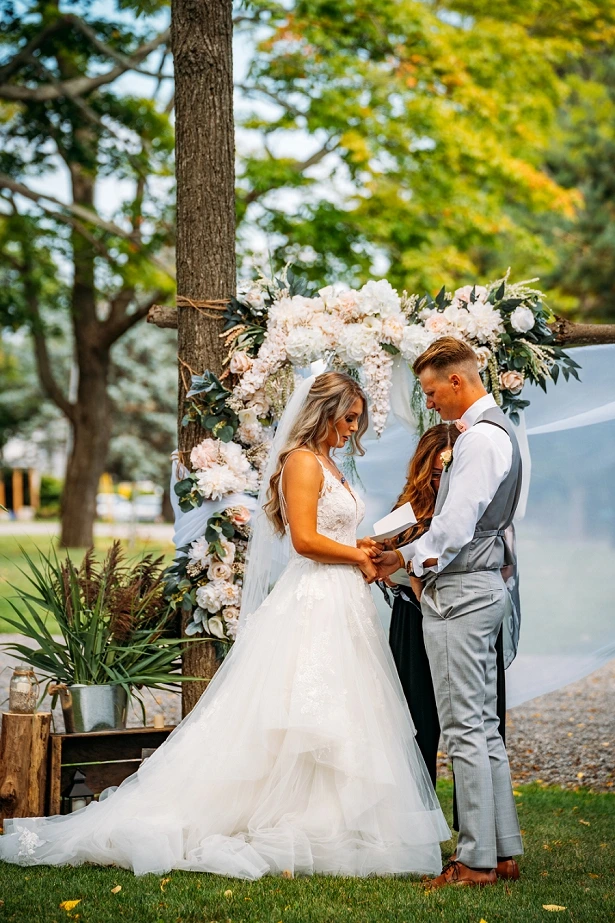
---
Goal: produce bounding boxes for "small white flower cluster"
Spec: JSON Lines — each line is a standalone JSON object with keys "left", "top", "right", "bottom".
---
{"left": 190, "top": 439, "right": 259, "bottom": 501}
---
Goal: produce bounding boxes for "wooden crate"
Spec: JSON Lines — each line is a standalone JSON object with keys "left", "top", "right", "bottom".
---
{"left": 47, "top": 726, "right": 175, "bottom": 815}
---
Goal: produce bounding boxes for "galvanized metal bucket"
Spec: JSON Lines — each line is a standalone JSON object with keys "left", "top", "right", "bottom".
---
{"left": 58, "top": 684, "right": 128, "bottom": 733}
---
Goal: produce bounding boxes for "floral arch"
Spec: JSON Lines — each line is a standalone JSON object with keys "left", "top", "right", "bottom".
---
{"left": 164, "top": 269, "right": 579, "bottom": 643}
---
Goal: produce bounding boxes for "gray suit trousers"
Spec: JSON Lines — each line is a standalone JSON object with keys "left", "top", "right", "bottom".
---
{"left": 421, "top": 570, "right": 523, "bottom": 869}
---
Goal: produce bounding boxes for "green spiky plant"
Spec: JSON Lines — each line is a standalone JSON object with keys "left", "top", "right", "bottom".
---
{"left": 2, "top": 542, "right": 205, "bottom": 719}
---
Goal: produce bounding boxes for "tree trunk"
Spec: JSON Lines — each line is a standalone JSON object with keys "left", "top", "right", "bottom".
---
{"left": 60, "top": 349, "right": 112, "bottom": 548}
{"left": 172, "top": 0, "right": 236, "bottom": 715}
{"left": 0, "top": 712, "right": 51, "bottom": 822}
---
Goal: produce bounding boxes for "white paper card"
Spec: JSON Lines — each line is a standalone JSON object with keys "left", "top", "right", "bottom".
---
{"left": 372, "top": 501, "right": 417, "bottom": 541}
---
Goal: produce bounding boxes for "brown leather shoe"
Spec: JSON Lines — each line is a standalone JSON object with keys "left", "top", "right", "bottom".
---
{"left": 448, "top": 853, "right": 520, "bottom": 881}
{"left": 425, "top": 860, "right": 497, "bottom": 890}
{"left": 496, "top": 858, "right": 520, "bottom": 880}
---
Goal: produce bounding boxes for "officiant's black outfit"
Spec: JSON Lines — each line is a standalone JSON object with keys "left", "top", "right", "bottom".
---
{"left": 386, "top": 583, "right": 506, "bottom": 831}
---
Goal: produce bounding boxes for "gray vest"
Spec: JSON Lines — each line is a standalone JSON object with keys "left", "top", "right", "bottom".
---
{"left": 435, "top": 406, "right": 522, "bottom": 575}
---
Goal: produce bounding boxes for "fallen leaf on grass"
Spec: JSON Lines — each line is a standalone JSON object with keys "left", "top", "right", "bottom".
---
{"left": 513, "top": 790, "right": 521, "bottom": 796}
{"left": 579, "top": 819, "right": 591, "bottom": 826}
{"left": 588, "top": 873, "right": 601, "bottom": 879}
{"left": 160, "top": 877, "right": 171, "bottom": 892}
{"left": 111, "top": 885, "right": 122, "bottom": 894}
{"left": 59, "top": 900, "right": 81, "bottom": 912}
{"left": 224, "top": 889, "right": 233, "bottom": 898}
{"left": 543, "top": 906, "right": 566, "bottom": 912}
{"left": 480, "top": 919, "right": 488, "bottom": 922}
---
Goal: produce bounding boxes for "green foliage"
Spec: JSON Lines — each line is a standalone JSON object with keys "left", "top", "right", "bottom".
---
{"left": 1, "top": 541, "right": 199, "bottom": 701}
{"left": 236, "top": 0, "right": 615, "bottom": 309}
{"left": 183, "top": 372, "right": 239, "bottom": 443}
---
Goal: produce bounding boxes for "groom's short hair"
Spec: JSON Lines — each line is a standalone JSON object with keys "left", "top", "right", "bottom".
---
{"left": 413, "top": 336, "right": 480, "bottom": 379}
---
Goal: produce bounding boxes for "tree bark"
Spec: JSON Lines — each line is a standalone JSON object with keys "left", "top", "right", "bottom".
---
{"left": 172, "top": 0, "right": 236, "bottom": 715}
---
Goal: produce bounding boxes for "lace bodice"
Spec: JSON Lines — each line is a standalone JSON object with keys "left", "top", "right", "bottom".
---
{"left": 283, "top": 453, "right": 365, "bottom": 553}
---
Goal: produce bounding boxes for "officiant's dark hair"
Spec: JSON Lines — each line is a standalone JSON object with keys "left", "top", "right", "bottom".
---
{"left": 413, "top": 336, "right": 479, "bottom": 379}
{"left": 392, "top": 423, "right": 460, "bottom": 545}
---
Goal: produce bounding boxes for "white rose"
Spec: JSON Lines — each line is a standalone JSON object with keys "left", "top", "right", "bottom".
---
{"left": 222, "top": 606, "right": 241, "bottom": 622}
{"left": 229, "top": 351, "right": 253, "bottom": 374}
{"left": 248, "top": 390, "right": 270, "bottom": 417}
{"left": 381, "top": 313, "right": 407, "bottom": 347}
{"left": 424, "top": 313, "right": 450, "bottom": 335}
{"left": 207, "top": 562, "right": 232, "bottom": 581}
{"left": 356, "top": 279, "right": 401, "bottom": 317}
{"left": 219, "top": 539, "right": 236, "bottom": 565}
{"left": 473, "top": 345, "right": 492, "bottom": 373}
{"left": 510, "top": 306, "right": 535, "bottom": 333}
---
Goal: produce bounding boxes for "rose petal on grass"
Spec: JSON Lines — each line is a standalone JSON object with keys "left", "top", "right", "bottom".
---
{"left": 111, "top": 885, "right": 122, "bottom": 894}
{"left": 542, "top": 905, "right": 566, "bottom": 912}
{"left": 224, "top": 890, "right": 233, "bottom": 898}
{"left": 59, "top": 900, "right": 81, "bottom": 912}
{"left": 579, "top": 819, "right": 591, "bottom": 826}
{"left": 160, "top": 877, "right": 171, "bottom": 892}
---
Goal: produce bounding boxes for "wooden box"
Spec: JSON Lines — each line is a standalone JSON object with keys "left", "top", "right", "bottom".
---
{"left": 47, "top": 726, "right": 175, "bottom": 815}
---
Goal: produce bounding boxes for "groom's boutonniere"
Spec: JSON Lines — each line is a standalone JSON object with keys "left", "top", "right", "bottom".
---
{"left": 440, "top": 448, "right": 453, "bottom": 471}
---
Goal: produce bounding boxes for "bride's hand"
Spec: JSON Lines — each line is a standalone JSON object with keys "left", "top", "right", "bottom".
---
{"left": 358, "top": 551, "right": 378, "bottom": 583}
{"left": 357, "top": 537, "right": 381, "bottom": 559}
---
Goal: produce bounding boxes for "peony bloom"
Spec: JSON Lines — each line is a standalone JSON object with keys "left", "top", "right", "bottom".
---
{"left": 229, "top": 351, "right": 253, "bottom": 374}
{"left": 190, "top": 439, "right": 219, "bottom": 470}
{"left": 381, "top": 313, "right": 407, "bottom": 347}
{"left": 510, "top": 306, "right": 535, "bottom": 333}
{"left": 187, "top": 537, "right": 211, "bottom": 568}
{"left": 337, "top": 324, "right": 380, "bottom": 366}
{"left": 424, "top": 313, "right": 450, "bottom": 336}
{"left": 454, "top": 284, "right": 488, "bottom": 304}
{"left": 499, "top": 370, "right": 525, "bottom": 394}
{"left": 196, "top": 582, "right": 224, "bottom": 614}
{"left": 464, "top": 301, "right": 504, "bottom": 344}
{"left": 356, "top": 279, "right": 401, "bottom": 317}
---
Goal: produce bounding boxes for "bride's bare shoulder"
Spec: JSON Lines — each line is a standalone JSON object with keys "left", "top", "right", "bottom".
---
{"left": 282, "top": 449, "right": 323, "bottom": 488}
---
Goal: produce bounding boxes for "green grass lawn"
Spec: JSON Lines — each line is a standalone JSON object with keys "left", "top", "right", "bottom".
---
{"left": 0, "top": 783, "right": 613, "bottom": 923}
{"left": 0, "top": 535, "right": 175, "bottom": 635}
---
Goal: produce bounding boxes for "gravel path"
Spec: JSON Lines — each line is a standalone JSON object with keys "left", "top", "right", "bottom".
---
{"left": 1, "top": 637, "right": 612, "bottom": 792}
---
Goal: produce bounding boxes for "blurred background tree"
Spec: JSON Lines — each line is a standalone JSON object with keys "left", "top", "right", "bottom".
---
{"left": 2, "top": 0, "right": 615, "bottom": 551}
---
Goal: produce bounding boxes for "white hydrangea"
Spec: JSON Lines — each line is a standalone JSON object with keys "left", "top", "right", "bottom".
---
{"left": 510, "top": 305, "right": 535, "bottom": 333}
{"left": 356, "top": 279, "right": 401, "bottom": 317}
{"left": 399, "top": 325, "right": 435, "bottom": 362}
{"left": 285, "top": 325, "right": 328, "bottom": 366}
{"left": 337, "top": 323, "right": 380, "bottom": 366}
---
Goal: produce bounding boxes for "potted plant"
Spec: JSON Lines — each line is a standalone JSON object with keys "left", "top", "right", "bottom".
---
{"left": 3, "top": 542, "right": 201, "bottom": 732}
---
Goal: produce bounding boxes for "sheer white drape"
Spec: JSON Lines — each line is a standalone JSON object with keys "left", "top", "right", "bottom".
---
{"left": 355, "top": 345, "right": 615, "bottom": 707}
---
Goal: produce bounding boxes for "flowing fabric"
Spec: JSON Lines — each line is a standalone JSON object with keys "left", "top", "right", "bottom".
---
{"left": 0, "top": 460, "right": 449, "bottom": 878}
{"left": 356, "top": 345, "right": 615, "bottom": 707}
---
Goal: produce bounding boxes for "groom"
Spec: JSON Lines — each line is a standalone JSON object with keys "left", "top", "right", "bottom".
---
{"left": 377, "top": 336, "right": 523, "bottom": 888}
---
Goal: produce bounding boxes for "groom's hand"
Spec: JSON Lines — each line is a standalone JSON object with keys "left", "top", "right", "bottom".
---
{"left": 374, "top": 550, "right": 402, "bottom": 578}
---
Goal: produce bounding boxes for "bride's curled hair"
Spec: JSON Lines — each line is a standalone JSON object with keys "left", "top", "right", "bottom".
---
{"left": 264, "top": 372, "right": 368, "bottom": 535}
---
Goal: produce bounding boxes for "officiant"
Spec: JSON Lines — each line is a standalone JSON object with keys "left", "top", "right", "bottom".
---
{"left": 379, "top": 422, "right": 507, "bottom": 829}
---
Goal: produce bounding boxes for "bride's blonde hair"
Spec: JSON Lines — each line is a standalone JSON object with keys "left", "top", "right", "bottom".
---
{"left": 263, "top": 371, "right": 368, "bottom": 535}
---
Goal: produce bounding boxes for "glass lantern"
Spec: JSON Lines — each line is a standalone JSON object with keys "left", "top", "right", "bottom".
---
{"left": 61, "top": 769, "right": 94, "bottom": 814}
{"left": 8, "top": 666, "right": 39, "bottom": 714}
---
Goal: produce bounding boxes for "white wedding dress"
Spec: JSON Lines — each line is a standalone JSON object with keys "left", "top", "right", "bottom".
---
{"left": 0, "top": 460, "right": 449, "bottom": 879}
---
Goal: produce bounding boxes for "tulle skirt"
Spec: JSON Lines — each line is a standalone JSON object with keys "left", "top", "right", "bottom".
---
{"left": 0, "top": 556, "right": 449, "bottom": 879}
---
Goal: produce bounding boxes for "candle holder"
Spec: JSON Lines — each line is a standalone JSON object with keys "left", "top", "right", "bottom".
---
{"left": 8, "top": 666, "right": 39, "bottom": 714}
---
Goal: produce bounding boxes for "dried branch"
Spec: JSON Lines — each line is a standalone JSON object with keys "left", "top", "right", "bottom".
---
{"left": 549, "top": 316, "right": 615, "bottom": 347}
{"left": 0, "top": 172, "right": 175, "bottom": 279}
{"left": 0, "top": 28, "right": 169, "bottom": 102}
{"left": 147, "top": 304, "right": 178, "bottom": 328}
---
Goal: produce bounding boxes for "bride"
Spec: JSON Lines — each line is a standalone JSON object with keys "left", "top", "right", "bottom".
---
{"left": 0, "top": 371, "right": 449, "bottom": 879}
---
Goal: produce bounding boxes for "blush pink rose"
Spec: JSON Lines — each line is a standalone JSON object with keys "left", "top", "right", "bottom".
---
{"left": 499, "top": 370, "right": 525, "bottom": 394}
{"left": 229, "top": 506, "right": 251, "bottom": 527}
{"left": 229, "top": 351, "right": 253, "bottom": 374}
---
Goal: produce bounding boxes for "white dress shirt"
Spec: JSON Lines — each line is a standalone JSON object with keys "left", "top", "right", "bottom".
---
{"left": 400, "top": 394, "right": 513, "bottom": 576}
